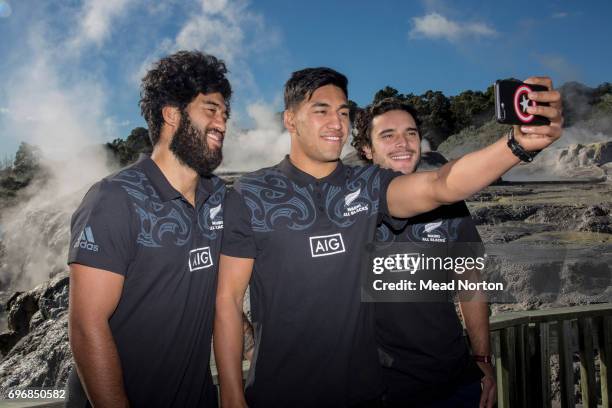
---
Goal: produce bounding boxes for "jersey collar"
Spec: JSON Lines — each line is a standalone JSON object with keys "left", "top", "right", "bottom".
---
{"left": 277, "top": 155, "right": 346, "bottom": 187}
{"left": 136, "top": 154, "right": 213, "bottom": 206}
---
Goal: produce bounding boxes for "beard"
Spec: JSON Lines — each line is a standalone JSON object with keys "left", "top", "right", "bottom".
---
{"left": 170, "top": 111, "right": 223, "bottom": 176}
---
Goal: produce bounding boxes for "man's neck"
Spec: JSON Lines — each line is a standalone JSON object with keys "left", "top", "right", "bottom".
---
{"left": 288, "top": 150, "right": 339, "bottom": 179}
{"left": 151, "top": 146, "right": 199, "bottom": 206}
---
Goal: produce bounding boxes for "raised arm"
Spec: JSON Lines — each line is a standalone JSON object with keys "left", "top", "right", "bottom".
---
{"left": 69, "top": 264, "right": 129, "bottom": 408}
{"left": 387, "top": 77, "right": 563, "bottom": 218}
{"left": 214, "top": 255, "right": 254, "bottom": 408}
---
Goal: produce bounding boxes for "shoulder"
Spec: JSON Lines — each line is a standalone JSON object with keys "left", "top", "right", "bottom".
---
{"left": 345, "top": 164, "right": 401, "bottom": 189}
{"left": 233, "top": 165, "right": 284, "bottom": 192}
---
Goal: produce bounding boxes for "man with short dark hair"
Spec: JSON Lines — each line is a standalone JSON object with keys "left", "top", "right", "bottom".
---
{"left": 214, "top": 68, "right": 562, "bottom": 407}
{"left": 67, "top": 50, "right": 231, "bottom": 407}
{"left": 353, "top": 97, "right": 496, "bottom": 408}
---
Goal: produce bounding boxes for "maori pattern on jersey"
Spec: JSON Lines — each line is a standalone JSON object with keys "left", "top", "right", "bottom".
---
{"left": 328, "top": 165, "right": 381, "bottom": 228}
{"left": 198, "top": 176, "right": 226, "bottom": 240}
{"left": 235, "top": 170, "right": 316, "bottom": 232}
{"left": 115, "top": 169, "right": 191, "bottom": 247}
{"left": 376, "top": 222, "right": 395, "bottom": 242}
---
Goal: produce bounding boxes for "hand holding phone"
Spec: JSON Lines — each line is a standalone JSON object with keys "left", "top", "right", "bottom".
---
{"left": 495, "top": 80, "right": 550, "bottom": 126}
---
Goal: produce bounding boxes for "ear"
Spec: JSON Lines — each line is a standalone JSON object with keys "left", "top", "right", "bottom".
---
{"left": 362, "top": 145, "right": 373, "bottom": 161}
{"left": 162, "top": 106, "right": 181, "bottom": 129}
{"left": 283, "top": 109, "right": 296, "bottom": 134}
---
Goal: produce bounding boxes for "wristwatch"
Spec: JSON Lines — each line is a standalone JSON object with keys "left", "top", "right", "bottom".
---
{"left": 507, "top": 127, "right": 541, "bottom": 163}
{"left": 472, "top": 354, "right": 493, "bottom": 364}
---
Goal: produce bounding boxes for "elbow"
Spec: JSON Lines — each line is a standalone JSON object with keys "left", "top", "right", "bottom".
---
{"left": 215, "top": 293, "right": 244, "bottom": 317}
{"left": 68, "top": 313, "right": 107, "bottom": 355}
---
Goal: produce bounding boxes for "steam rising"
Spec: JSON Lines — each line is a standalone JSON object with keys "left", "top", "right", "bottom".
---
{"left": 0, "top": 0, "right": 283, "bottom": 291}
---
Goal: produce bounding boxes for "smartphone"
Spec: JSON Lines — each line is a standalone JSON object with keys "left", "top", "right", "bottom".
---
{"left": 495, "top": 80, "right": 550, "bottom": 126}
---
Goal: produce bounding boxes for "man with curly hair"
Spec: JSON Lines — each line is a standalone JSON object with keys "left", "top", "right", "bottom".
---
{"left": 353, "top": 98, "right": 496, "bottom": 408}
{"left": 66, "top": 50, "right": 231, "bottom": 407}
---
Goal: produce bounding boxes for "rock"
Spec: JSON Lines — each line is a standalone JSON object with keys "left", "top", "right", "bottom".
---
{"left": 0, "top": 272, "right": 69, "bottom": 357}
{"left": 0, "top": 314, "right": 72, "bottom": 393}
{"left": 0, "top": 272, "right": 71, "bottom": 393}
{"left": 29, "top": 311, "right": 44, "bottom": 331}
{"left": 7, "top": 291, "right": 39, "bottom": 335}
{"left": 578, "top": 204, "right": 611, "bottom": 233}
{"left": 471, "top": 205, "right": 541, "bottom": 225}
{"left": 39, "top": 273, "right": 69, "bottom": 320}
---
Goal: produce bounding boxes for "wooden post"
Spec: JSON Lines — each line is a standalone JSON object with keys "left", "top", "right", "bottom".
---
{"left": 503, "top": 327, "right": 517, "bottom": 407}
{"left": 598, "top": 315, "right": 612, "bottom": 408}
{"left": 578, "top": 317, "right": 598, "bottom": 407}
{"left": 492, "top": 330, "right": 509, "bottom": 408}
{"left": 538, "top": 322, "right": 552, "bottom": 408}
{"left": 558, "top": 319, "right": 575, "bottom": 408}
{"left": 517, "top": 323, "right": 529, "bottom": 407}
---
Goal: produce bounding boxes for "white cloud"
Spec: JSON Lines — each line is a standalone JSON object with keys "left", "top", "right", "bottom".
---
{"left": 409, "top": 12, "right": 497, "bottom": 42}
{"left": 136, "top": 0, "right": 279, "bottom": 92}
{"left": 0, "top": 107, "right": 9, "bottom": 114}
{"left": 69, "top": 0, "right": 133, "bottom": 51}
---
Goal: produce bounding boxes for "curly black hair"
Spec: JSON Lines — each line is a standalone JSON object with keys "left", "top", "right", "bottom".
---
{"left": 139, "top": 50, "right": 232, "bottom": 145}
{"left": 351, "top": 97, "right": 421, "bottom": 161}
{"left": 284, "top": 67, "right": 348, "bottom": 110}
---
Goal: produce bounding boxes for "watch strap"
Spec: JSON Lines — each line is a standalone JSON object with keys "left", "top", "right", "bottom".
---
{"left": 507, "top": 128, "right": 541, "bottom": 163}
{"left": 473, "top": 354, "right": 492, "bottom": 364}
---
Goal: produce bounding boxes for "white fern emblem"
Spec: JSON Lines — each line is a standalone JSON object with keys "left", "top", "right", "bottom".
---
{"left": 424, "top": 221, "right": 443, "bottom": 233}
{"left": 344, "top": 188, "right": 361, "bottom": 207}
{"left": 209, "top": 204, "right": 222, "bottom": 220}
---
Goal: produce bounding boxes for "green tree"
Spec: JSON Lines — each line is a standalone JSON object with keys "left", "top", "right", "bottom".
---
{"left": 106, "top": 127, "right": 153, "bottom": 166}
{"left": 450, "top": 87, "right": 494, "bottom": 134}
{"left": 372, "top": 86, "right": 400, "bottom": 105}
{"left": 13, "top": 142, "right": 41, "bottom": 179}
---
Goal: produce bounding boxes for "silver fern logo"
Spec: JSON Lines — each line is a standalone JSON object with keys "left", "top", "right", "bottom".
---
{"left": 208, "top": 204, "right": 223, "bottom": 230}
{"left": 422, "top": 220, "right": 446, "bottom": 242}
{"left": 344, "top": 188, "right": 361, "bottom": 207}
{"left": 209, "top": 204, "right": 222, "bottom": 220}
{"left": 343, "top": 188, "right": 368, "bottom": 217}
{"left": 424, "top": 221, "right": 443, "bottom": 233}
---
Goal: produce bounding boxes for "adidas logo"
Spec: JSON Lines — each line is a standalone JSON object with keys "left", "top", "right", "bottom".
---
{"left": 74, "top": 226, "right": 99, "bottom": 252}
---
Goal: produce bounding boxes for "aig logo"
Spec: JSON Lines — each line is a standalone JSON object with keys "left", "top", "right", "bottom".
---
{"left": 309, "top": 233, "right": 346, "bottom": 257}
{"left": 189, "top": 247, "right": 213, "bottom": 271}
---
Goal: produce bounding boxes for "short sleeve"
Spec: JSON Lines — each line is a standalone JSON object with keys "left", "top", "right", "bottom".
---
{"left": 68, "top": 180, "right": 135, "bottom": 276}
{"left": 221, "top": 187, "right": 256, "bottom": 259}
{"left": 376, "top": 167, "right": 407, "bottom": 231}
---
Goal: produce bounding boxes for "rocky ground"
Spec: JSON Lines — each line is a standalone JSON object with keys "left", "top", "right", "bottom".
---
{"left": 467, "top": 180, "right": 612, "bottom": 312}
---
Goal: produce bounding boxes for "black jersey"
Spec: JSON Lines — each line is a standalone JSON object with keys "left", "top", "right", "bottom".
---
{"left": 375, "top": 201, "right": 483, "bottom": 403}
{"left": 222, "top": 156, "right": 402, "bottom": 407}
{"left": 67, "top": 155, "right": 225, "bottom": 407}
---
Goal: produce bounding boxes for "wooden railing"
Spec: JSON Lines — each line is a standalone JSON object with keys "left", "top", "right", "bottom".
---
{"left": 211, "top": 304, "right": 612, "bottom": 407}
{"left": 490, "top": 303, "right": 612, "bottom": 408}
